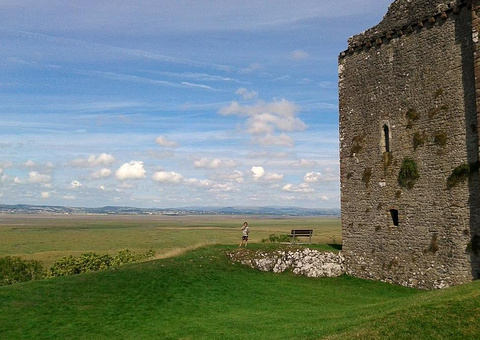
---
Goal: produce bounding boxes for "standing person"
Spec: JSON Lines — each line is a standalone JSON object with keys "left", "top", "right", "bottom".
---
{"left": 239, "top": 221, "right": 249, "bottom": 247}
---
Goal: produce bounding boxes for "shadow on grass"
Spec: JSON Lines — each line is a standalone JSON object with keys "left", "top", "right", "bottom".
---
{"left": 328, "top": 243, "right": 343, "bottom": 251}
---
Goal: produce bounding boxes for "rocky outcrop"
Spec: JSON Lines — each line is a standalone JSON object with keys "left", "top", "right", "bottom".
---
{"left": 228, "top": 248, "right": 345, "bottom": 278}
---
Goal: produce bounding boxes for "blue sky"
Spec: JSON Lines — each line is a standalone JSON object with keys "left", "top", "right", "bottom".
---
{"left": 1, "top": 0, "right": 392, "bottom": 209}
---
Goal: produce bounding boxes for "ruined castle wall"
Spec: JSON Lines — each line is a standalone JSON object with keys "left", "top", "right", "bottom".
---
{"left": 339, "top": 0, "right": 480, "bottom": 289}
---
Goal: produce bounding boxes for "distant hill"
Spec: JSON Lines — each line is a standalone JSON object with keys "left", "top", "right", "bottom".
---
{"left": 0, "top": 204, "right": 340, "bottom": 216}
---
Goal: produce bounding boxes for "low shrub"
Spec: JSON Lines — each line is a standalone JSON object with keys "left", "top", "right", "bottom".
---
{"left": 48, "top": 249, "right": 155, "bottom": 278}
{"left": 0, "top": 256, "right": 44, "bottom": 286}
{"left": 47, "top": 253, "right": 113, "bottom": 277}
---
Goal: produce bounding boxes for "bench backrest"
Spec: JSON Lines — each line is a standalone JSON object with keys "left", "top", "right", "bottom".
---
{"left": 290, "top": 229, "right": 313, "bottom": 235}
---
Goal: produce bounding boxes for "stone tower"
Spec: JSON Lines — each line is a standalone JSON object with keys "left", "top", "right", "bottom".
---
{"left": 339, "top": 0, "right": 480, "bottom": 289}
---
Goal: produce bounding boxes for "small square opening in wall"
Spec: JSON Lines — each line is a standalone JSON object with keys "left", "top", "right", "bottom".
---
{"left": 389, "top": 209, "right": 399, "bottom": 226}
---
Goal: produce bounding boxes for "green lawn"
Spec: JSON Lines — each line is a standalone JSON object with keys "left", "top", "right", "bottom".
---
{"left": 2, "top": 215, "right": 479, "bottom": 339}
{"left": 2, "top": 244, "right": 479, "bottom": 339}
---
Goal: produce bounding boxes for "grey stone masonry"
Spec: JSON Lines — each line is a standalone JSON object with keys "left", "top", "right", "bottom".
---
{"left": 339, "top": 0, "right": 480, "bottom": 289}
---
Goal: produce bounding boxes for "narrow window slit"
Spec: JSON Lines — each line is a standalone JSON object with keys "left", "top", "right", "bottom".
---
{"left": 383, "top": 124, "right": 390, "bottom": 152}
{"left": 390, "top": 209, "right": 399, "bottom": 226}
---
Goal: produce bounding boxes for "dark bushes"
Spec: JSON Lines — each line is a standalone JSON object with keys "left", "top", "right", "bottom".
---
{"left": 0, "top": 249, "right": 155, "bottom": 285}
{"left": 0, "top": 256, "right": 44, "bottom": 286}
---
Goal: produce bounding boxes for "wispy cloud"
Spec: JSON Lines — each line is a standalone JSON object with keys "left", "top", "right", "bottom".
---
{"left": 290, "top": 49, "right": 310, "bottom": 61}
{"left": 181, "top": 82, "right": 216, "bottom": 91}
{"left": 194, "top": 157, "right": 237, "bottom": 169}
{"left": 0, "top": 1, "right": 391, "bottom": 34}
{"left": 236, "top": 88, "right": 258, "bottom": 100}
{"left": 2, "top": 28, "right": 233, "bottom": 71}
{"left": 155, "top": 136, "right": 179, "bottom": 148}
{"left": 71, "top": 153, "right": 115, "bottom": 168}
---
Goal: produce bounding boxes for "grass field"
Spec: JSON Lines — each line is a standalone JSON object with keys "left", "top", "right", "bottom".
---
{"left": 1, "top": 214, "right": 479, "bottom": 339}
{"left": 1, "top": 244, "right": 479, "bottom": 339}
{"left": 0, "top": 214, "right": 341, "bottom": 266}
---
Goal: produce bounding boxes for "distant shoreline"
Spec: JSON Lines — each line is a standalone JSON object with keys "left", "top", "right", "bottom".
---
{"left": 0, "top": 204, "right": 340, "bottom": 217}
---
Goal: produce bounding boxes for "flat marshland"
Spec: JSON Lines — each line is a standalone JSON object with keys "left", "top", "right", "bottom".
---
{"left": 1, "top": 214, "right": 479, "bottom": 339}
{"left": 0, "top": 214, "right": 341, "bottom": 266}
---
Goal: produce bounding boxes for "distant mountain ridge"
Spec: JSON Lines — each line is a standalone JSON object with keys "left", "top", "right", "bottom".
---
{"left": 0, "top": 204, "right": 340, "bottom": 216}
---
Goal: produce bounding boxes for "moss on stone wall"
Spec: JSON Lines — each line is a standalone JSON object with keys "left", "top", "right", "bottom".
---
{"left": 362, "top": 168, "right": 372, "bottom": 187}
{"left": 433, "top": 131, "right": 448, "bottom": 146}
{"left": 406, "top": 109, "right": 420, "bottom": 128}
{"left": 398, "top": 157, "right": 419, "bottom": 189}
{"left": 447, "top": 161, "right": 480, "bottom": 188}
{"left": 413, "top": 131, "right": 426, "bottom": 150}
{"left": 350, "top": 134, "right": 365, "bottom": 156}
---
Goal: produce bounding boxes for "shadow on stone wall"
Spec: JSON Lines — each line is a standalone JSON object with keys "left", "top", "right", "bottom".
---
{"left": 457, "top": 7, "right": 480, "bottom": 281}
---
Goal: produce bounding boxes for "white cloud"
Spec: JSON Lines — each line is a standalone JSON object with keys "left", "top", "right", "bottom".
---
{"left": 0, "top": 161, "right": 13, "bottom": 169}
{"left": 115, "top": 161, "right": 146, "bottom": 181}
{"left": 227, "top": 170, "right": 244, "bottom": 183}
{"left": 248, "top": 151, "right": 292, "bottom": 159}
{"left": 194, "top": 157, "right": 237, "bottom": 169}
{"left": 71, "top": 180, "right": 82, "bottom": 188}
{"left": 282, "top": 183, "right": 314, "bottom": 193}
{"left": 290, "top": 49, "right": 310, "bottom": 61}
{"left": 184, "top": 178, "right": 211, "bottom": 187}
{"left": 240, "top": 63, "right": 263, "bottom": 74}
{"left": 117, "top": 182, "right": 135, "bottom": 189}
{"left": 27, "top": 171, "right": 51, "bottom": 184}
{"left": 71, "top": 153, "right": 115, "bottom": 167}
{"left": 63, "top": 195, "right": 76, "bottom": 200}
{"left": 209, "top": 183, "right": 239, "bottom": 192}
{"left": 254, "top": 133, "right": 294, "bottom": 147}
{"left": 41, "top": 191, "right": 51, "bottom": 198}
{"left": 298, "top": 78, "right": 313, "bottom": 85}
{"left": 91, "top": 168, "right": 112, "bottom": 179}
{"left": 219, "top": 98, "right": 306, "bottom": 147}
{"left": 304, "top": 172, "right": 323, "bottom": 183}
{"left": 290, "top": 159, "right": 318, "bottom": 168}
{"left": 155, "top": 136, "right": 179, "bottom": 148}
{"left": 251, "top": 166, "right": 265, "bottom": 180}
{"left": 25, "top": 160, "right": 36, "bottom": 168}
{"left": 236, "top": 88, "right": 258, "bottom": 100}
{"left": 264, "top": 172, "right": 284, "bottom": 181}
{"left": 152, "top": 171, "right": 183, "bottom": 183}
{"left": 181, "top": 82, "right": 215, "bottom": 91}
{"left": 14, "top": 177, "right": 23, "bottom": 184}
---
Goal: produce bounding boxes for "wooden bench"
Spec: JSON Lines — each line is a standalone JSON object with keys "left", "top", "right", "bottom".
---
{"left": 288, "top": 229, "right": 313, "bottom": 244}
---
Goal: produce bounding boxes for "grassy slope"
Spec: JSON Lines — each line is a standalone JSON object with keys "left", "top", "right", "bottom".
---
{"left": 1, "top": 245, "right": 479, "bottom": 340}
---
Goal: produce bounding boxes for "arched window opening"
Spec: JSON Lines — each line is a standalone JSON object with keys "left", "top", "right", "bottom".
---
{"left": 383, "top": 124, "right": 390, "bottom": 152}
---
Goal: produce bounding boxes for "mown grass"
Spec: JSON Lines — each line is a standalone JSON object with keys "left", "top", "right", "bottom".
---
{"left": 2, "top": 244, "right": 479, "bottom": 339}
{"left": 2, "top": 215, "right": 479, "bottom": 339}
{"left": 0, "top": 245, "right": 407, "bottom": 339}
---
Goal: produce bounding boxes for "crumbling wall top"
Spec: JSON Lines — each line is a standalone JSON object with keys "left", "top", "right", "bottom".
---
{"left": 346, "top": 0, "right": 467, "bottom": 49}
